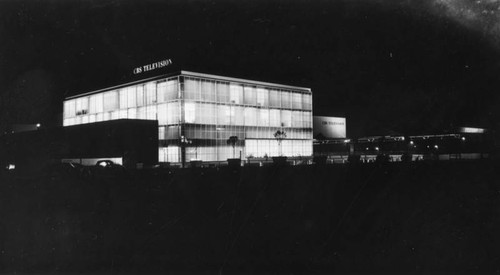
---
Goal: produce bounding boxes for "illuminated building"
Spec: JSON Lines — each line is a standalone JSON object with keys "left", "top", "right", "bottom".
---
{"left": 63, "top": 71, "right": 313, "bottom": 164}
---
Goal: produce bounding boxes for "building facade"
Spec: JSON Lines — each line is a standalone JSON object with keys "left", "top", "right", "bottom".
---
{"left": 63, "top": 71, "right": 313, "bottom": 163}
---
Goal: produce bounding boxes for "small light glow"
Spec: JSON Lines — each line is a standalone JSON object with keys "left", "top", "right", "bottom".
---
{"left": 36, "top": 123, "right": 41, "bottom": 128}
{"left": 410, "top": 141, "right": 414, "bottom": 145}
{"left": 460, "top": 127, "right": 485, "bottom": 134}
{"left": 461, "top": 137, "right": 466, "bottom": 141}
{"left": 99, "top": 162, "right": 108, "bottom": 167}
{"left": 401, "top": 137, "right": 405, "bottom": 141}
{"left": 344, "top": 139, "right": 350, "bottom": 143}
{"left": 7, "top": 164, "right": 15, "bottom": 170}
{"left": 366, "top": 147, "right": 369, "bottom": 150}
{"left": 375, "top": 147, "right": 379, "bottom": 151}
{"left": 434, "top": 145, "right": 439, "bottom": 149}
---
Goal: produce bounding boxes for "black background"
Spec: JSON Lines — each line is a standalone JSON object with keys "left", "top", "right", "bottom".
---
{"left": 1, "top": 0, "right": 500, "bottom": 137}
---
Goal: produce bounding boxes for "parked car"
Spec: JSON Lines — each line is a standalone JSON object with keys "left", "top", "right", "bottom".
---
{"left": 47, "top": 162, "right": 91, "bottom": 180}
{"left": 91, "top": 160, "right": 127, "bottom": 179}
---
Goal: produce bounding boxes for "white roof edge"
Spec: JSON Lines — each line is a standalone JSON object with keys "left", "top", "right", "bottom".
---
{"left": 180, "top": 70, "right": 312, "bottom": 92}
{"left": 65, "top": 73, "right": 175, "bottom": 100}
{"left": 65, "top": 70, "right": 311, "bottom": 100}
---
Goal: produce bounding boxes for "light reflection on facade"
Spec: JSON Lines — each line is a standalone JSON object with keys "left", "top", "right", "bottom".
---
{"left": 63, "top": 71, "right": 313, "bottom": 163}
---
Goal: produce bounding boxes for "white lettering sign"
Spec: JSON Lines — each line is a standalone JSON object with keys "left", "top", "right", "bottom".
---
{"left": 133, "top": 59, "right": 173, "bottom": 74}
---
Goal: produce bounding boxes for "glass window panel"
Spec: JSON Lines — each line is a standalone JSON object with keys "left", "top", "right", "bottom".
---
{"left": 184, "top": 78, "right": 199, "bottom": 100}
{"left": 258, "top": 109, "right": 269, "bottom": 127}
{"left": 63, "top": 118, "right": 72, "bottom": 126}
{"left": 198, "top": 103, "right": 216, "bottom": 125}
{"left": 127, "top": 87, "right": 137, "bottom": 108}
{"left": 281, "top": 110, "right": 291, "bottom": 127}
{"left": 89, "top": 94, "right": 102, "bottom": 114}
{"left": 119, "top": 89, "right": 128, "bottom": 109}
{"left": 229, "top": 84, "right": 243, "bottom": 104}
{"left": 88, "top": 114, "right": 96, "bottom": 123}
{"left": 103, "top": 90, "right": 118, "bottom": 112}
{"left": 292, "top": 93, "right": 302, "bottom": 109}
{"left": 75, "top": 97, "right": 89, "bottom": 115}
{"left": 128, "top": 108, "right": 137, "bottom": 119}
{"left": 157, "top": 103, "right": 167, "bottom": 125}
{"left": 111, "top": 111, "right": 119, "bottom": 120}
{"left": 118, "top": 110, "right": 127, "bottom": 119}
{"left": 137, "top": 85, "right": 145, "bottom": 106}
{"left": 96, "top": 113, "right": 103, "bottom": 122}
{"left": 185, "top": 102, "right": 195, "bottom": 123}
{"left": 244, "top": 86, "right": 257, "bottom": 105}
{"left": 169, "top": 102, "right": 180, "bottom": 124}
{"left": 256, "top": 88, "right": 268, "bottom": 107}
{"left": 217, "top": 82, "right": 230, "bottom": 103}
{"left": 201, "top": 80, "right": 215, "bottom": 102}
{"left": 146, "top": 105, "right": 156, "bottom": 120}
{"left": 159, "top": 126, "right": 165, "bottom": 140}
{"left": 233, "top": 106, "right": 244, "bottom": 125}
{"left": 269, "top": 90, "right": 280, "bottom": 108}
{"left": 292, "top": 111, "right": 302, "bottom": 127}
{"left": 269, "top": 109, "right": 280, "bottom": 127}
{"left": 102, "top": 112, "right": 110, "bottom": 121}
{"left": 157, "top": 82, "right": 167, "bottom": 103}
{"left": 64, "top": 100, "right": 76, "bottom": 118}
{"left": 217, "top": 105, "right": 230, "bottom": 125}
{"left": 145, "top": 82, "right": 156, "bottom": 105}
{"left": 281, "top": 91, "right": 291, "bottom": 109}
{"left": 166, "top": 125, "right": 180, "bottom": 139}
{"left": 244, "top": 107, "right": 257, "bottom": 126}
{"left": 166, "top": 79, "right": 178, "bottom": 101}
{"left": 137, "top": 106, "right": 146, "bottom": 119}
{"left": 303, "top": 93, "right": 312, "bottom": 110}
{"left": 158, "top": 80, "right": 178, "bottom": 102}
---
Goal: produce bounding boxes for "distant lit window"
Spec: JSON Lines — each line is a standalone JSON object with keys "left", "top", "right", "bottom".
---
{"left": 292, "top": 93, "right": 302, "bottom": 110}
{"left": 89, "top": 93, "right": 103, "bottom": 114}
{"left": 281, "top": 91, "right": 291, "bottom": 109}
{"left": 217, "top": 82, "right": 230, "bottom": 103}
{"left": 281, "top": 110, "right": 291, "bottom": 127}
{"left": 302, "top": 94, "right": 312, "bottom": 110}
{"left": 269, "top": 90, "right": 280, "bottom": 107}
{"left": 145, "top": 82, "right": 156, "bottom": 105}
{"left": 201, "top": 80, "right": 215, "bottom": 102}
{"left": 75, "top": 97, "right": 89, "bottom": 115}
{"left": 118, "top": 89, "right": 127, "bottom": 109}
{"left": 127, "top": 87, "right": 137, "bottom": 107}
{"left": 229, "top": 84, "right": 243, "bottom": 104}
{"left": 256, "top": 88, "right": 269, "bottom": 107}
{"left": 157, "top": 79, "right": 178, "bottom": 102}
{"left": 185, "top": 102, "right": 196, "bottom": 123}
{"left": 184, "top": 78, "right": 199, "bottom": 100}
{"left": 244, "top": 107, "right": 257, "bottom": 126}
{"left": 103, "top": 91, "right": 118, "bottom": 112}
{"left": 269, "top": 109, "right": 280, "bottom": 127}
{"left": 243, "top": 86, "right": 257, "bottom": 105}
{"left": 64, "top": 100, "right": 76, "bottom": 118}
{"left": 137, "top": 85, "right": 145, "bottom": 106}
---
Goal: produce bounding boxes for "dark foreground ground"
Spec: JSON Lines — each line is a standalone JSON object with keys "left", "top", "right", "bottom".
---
{"left": 1, "top": 161, "right": 500, "bottom": 274}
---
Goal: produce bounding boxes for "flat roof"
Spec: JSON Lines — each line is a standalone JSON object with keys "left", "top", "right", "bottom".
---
{"left": 66, "top": 70, "right": 311, "bottom": 100}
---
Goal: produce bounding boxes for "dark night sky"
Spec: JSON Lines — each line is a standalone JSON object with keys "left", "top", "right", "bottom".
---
{"left": 1, "top": 0, "right": 500, "bottom": 137}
